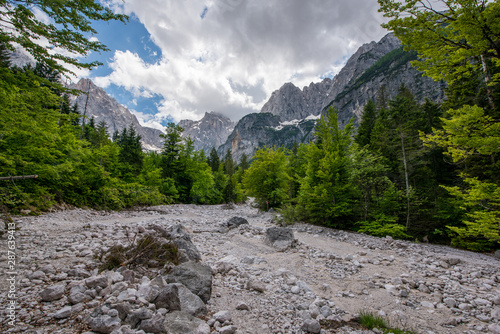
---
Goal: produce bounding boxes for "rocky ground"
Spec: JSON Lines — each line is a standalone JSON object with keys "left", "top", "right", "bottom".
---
{"left": 0, "top": 202, "right": 499, "bottom": 334}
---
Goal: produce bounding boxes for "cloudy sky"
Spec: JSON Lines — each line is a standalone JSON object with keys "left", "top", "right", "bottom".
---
{"left": 80, "top": 0, "right": 389, "bottom": 130}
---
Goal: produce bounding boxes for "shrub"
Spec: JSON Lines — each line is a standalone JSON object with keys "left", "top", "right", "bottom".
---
{"left": 97, "top": 234, "right": 179, "bottom": 271}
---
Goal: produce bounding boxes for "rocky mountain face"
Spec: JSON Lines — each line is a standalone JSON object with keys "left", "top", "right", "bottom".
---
{"left": 70, "top": 79, "right": 164, "bottom": 151}
{"left": 260, "top": 79, "right": 333, "bottom": 122}
{"left": 219, "top": 33, "right": 446, "bottom": 161}
{"left": 179, "top": 112, "right": 235, "bottom": 153}
{"left": 218, "top": 113, "right": 317, "bottom": 161}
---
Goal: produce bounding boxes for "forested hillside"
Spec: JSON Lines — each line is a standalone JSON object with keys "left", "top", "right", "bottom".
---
{"left": 0, "top": 0, "right": 498, "bottom": 253}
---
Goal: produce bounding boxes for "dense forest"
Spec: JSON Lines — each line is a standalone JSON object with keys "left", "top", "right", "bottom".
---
{"left": 0, "top": 0, "right": 499, "bottom": 252}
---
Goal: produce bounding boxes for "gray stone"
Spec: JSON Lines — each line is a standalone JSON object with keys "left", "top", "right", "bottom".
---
{"left": 420, "top": 301, "right": 435, "bottom": 308}
{"left": 445, "top": 257, "right": 461, "bottom": 265}
{"left": 165, "top": 261, "right": 212, "bottom": 303}
{"left": 41, "top": 284, "right": 65, "bottom": 302}
{"left": 265, "top": 227, "right": 296, "bottom": 251}
{"left": 458, "top": 303, "right": 472, "bottom": 311}
{"left": 418, "top": 284, "right": 430, "bottom": 294}
{"left": 39, "top": 264, "right": 57, "bottom": 275}
{"left": 213, "top": 310, "right": 232, "bottom": 323}
{"left": 54, "top": 306, "right": 72, "bottom": 319}
{"left": 195, "top": 322, "right": 211, "bottom": 334}
{"left": 166, "top": 225, "right": 202, "bottom": 263}
{"left": 492, "top": 307, "right": 500, "bottom": 320}
{"left": 162, "top": 311, "right": 205, "bottom": 334}
{"left": 29, "top": 270, "right": 47, "bottom": 280}
{"left": 224, "top": 217, "right": 249, "bottom": 230}
{"left": 139, "top": 313, "right": 165, "bottom": 334}
{"left": 154, "top": 284, "right": 181, "bottom": 311}
{"left": 218, "top": 325, "right": 237, "bottom": 334}
{"left": 320, "top": 305, "right": 332, "bottom": 318}
{"left": 474, "top": 298, "right": 492, "bottom": 307}
{"left": 173, "top": 283, "right": 207, "bottom": 316}
{"left": 68, "top": 268, "right": 91, "bottom": 278}
{"left": 110, "top": 325, "right": 136, "bottom": 334}
{"left": 114, "top": 303, "right": 133, "bottom": 321}
{"left": 69, "top": 285, "right": 91, "bottom": 304}
{"left": 246, "top": 279, "right": 266, "bottom": 293}
{"left": 489, "top": 324, "right": 500, "bottom": 334}
{"left": 86, "top": 275, "right": 109, "bottom": 289}
{"left": 124, "top": 308, "right": 154, "bottom": 328}
{"left": 151, "top": 275, "right": 168, "bottom": 289}
{"left": 301, "top": 319, "right": 321, "bottom": 334}
{"left": 309, "top": 304, "right": 320, "bottom": 319}
{"left": 495, "top": 250, "right": 500, "bottom": 259}
{"left": 236, "top": 301, "right": 250, "bottom": 311}
{"left": 88, "top": 315, "right": 122, "bottom": 334}
{"left": 443, "top": 297, "right": 457, "bottom": 308}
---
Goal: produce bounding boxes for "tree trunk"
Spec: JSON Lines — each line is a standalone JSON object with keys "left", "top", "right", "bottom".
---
{"left": 480, "top": 55, "right": 496, "bottom": 111}
{"left": 400, "top": 132, "right": 411, "bottom": 229}
{"left": 79, "top": 80, "right": 91, "bottom": 140}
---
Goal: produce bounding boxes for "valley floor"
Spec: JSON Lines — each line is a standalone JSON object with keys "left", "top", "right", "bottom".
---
{"left": 0, "top": 202, "right": 499, "bottom": 333}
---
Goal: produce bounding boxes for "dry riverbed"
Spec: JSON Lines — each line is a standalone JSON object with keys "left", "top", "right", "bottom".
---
{"left": 0, "top": 202, "right": 499, "bottom": 334}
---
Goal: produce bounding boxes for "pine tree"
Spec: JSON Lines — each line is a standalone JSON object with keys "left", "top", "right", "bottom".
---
{"left": 355, "top": 100, "right": 377, "bottom": 147}
{"left": 208, "top": 147, "right": 220, "bottom": 172}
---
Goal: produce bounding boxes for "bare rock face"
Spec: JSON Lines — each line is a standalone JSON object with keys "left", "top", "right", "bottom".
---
{"left": 178, "top": 111, "right": 235, "bottom": 153}
{"left": 70, "top": 79, "right": 164, "bottom": 151}
{"left": 219, "top": 33, "right": 445, "bottom": 160}
{"left": 261, "top": 79, "right": 333, "bottom": 122}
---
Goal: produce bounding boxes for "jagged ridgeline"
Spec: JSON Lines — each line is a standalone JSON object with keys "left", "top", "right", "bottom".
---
{"left": 216, "top": 33, "right": 445, "bottom": 161}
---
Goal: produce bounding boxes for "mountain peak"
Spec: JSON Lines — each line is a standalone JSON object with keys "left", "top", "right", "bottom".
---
{"left": 179, "top": 112, "right": 235, "bottom": 153}
{"left": 69, "top": 79, "right": 164, "bottom": 151}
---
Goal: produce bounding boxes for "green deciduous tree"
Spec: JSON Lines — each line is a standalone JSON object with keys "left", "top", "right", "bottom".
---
{"left": 378, "top": 0, "right": 500, "bottom": 111}
{"left": 297, "top": 107, "right": 355, "bottom": 227}
{"left": 0, "top": 0, "right": 127, "bottom": 76}
{"left": 423, "top": 105, "right": 500, "bottom": 249}
{"left": 243, "top": 146, "right": 291, "bottom": 210}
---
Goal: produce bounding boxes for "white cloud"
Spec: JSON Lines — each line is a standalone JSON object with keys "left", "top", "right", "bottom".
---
{"left": 96, "top": 0, "right": 388, "bottom": 122}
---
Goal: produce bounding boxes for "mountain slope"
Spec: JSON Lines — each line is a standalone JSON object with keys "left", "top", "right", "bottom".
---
{"left": 70, "top": 79, "right": 164, "bottom": 151}
{"left": 219, "top": 33, "right": 445, "bottom": 161}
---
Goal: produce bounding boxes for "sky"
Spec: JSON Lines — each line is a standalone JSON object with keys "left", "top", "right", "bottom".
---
{"left": 75, "top": 0, "right": 389, "bottom": 130}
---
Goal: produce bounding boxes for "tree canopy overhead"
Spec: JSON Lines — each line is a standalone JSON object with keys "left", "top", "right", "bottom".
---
{"left": 0, "top": 0, "right": 128, "bottom": 76}
{"left": 378, "top": 0, "right": 500, "bottom": 108}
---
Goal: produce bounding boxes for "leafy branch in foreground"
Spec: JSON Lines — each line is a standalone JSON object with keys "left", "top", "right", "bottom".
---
{"left": 0, "top": 0, "right": 128, "bottom": 76}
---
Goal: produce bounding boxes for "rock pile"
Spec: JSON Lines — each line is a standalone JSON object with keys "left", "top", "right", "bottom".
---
{"left": 1, "top": 203, "right": 499, "bottom": 334}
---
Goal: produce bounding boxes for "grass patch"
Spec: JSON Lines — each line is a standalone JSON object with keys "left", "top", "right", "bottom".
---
{"left": 358, "top": 311, "right": 417, "bottom": 334}
{"left": 358, "top": 310, "right": 389, "bottom": 329}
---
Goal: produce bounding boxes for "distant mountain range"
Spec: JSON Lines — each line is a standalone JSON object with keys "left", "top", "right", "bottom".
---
{"left": 63, "top": 32, "right": 445, "bottom": 160}
{"left": 218, "top": 33, "right": 445, "bottom": 161}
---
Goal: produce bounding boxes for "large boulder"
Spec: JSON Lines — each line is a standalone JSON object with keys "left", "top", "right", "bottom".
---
{"left": 165, "top": 261, "right": 213, "bottom": 303}
{"left": 223, "top": 217, "right": 249, "bottom": 230}
{"left": 147, "top": 224, "right": 202, "bottom": 263}
{"left": 265, "top": 227, "right": 296, "bottom": 251}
